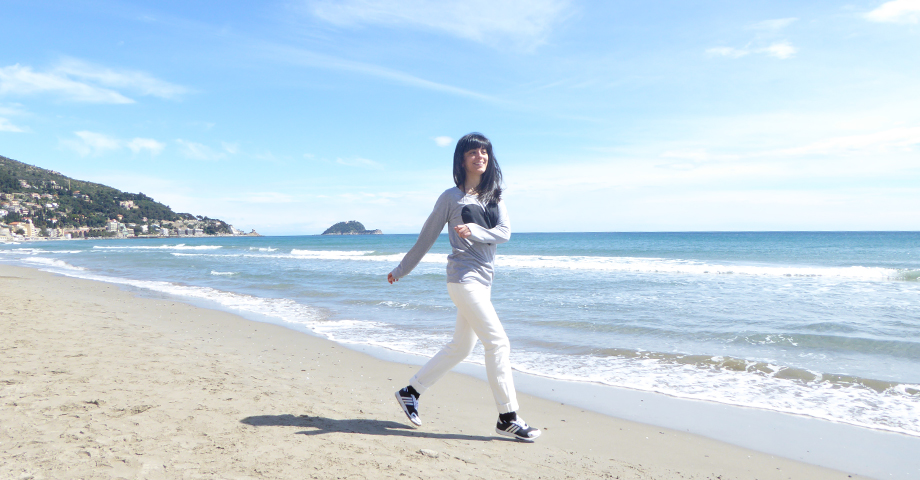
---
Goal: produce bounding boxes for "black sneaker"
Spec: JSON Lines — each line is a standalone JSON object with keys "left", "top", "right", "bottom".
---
{"left": 496, "top": 416, "right": 541, "bottom": 442}
{"left": 394, "top": 388, "right": 421, "bottom": 427}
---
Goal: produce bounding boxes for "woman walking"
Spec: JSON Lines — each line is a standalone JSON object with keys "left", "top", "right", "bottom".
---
{"left": 388, "top": 132, "right": 541, "bottom": 442}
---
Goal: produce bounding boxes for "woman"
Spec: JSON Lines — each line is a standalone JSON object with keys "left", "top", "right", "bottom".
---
{"left": 388, "top": 132, "right": 541, "bottom": 442}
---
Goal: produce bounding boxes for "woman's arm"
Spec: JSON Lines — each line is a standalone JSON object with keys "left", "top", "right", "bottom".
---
{"left": 465, "top": 200, "right": 510, "bottom": 245}
{"left": 388, "top": 192, "right": 450, "bottom": 282}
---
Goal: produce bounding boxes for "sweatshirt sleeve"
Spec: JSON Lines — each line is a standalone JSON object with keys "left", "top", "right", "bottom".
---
{"left": 389, "top": 192, "right": 451, "bottom": 280}
{"left": 466, "top": 200, "right": 511, "bottom": 245}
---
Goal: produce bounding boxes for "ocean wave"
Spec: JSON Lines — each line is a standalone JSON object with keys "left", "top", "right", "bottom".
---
{"left": 0, "top": 248, "right": 82, "bottom": 255}
{"left": 310, "top": 315, "right": 920, "bottom": 437}
{"left": 163, "top": 248, "right": 906, "bottom": 280}
{"left": 210, "top": 271, "right": 238, "bottom": 276}
{"left": 20, "top": 256, "right": 85, "bottom": 270}
{"left": 510, "top": 349, "right": 920, "bottom": 437}
{"left": 26, "top": 264, "right": 325, "bottom": 329}
{"left": 93, "top": 244, "right": 223, "bottom": 251}
{"left": 495, "top": 255, "right": 902, "bottom": 280}
{"left": 249, "top": 247, "right": 277, "bottom": 252}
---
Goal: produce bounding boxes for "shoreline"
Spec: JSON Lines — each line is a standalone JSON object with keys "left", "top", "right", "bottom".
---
{"left": 0, "top": 263, "right": 891, "bottom": 479}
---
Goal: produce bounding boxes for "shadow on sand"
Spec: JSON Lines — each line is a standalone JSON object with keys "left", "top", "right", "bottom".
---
{"left": 240, "top": 414, "right": 505, "bottom": 442}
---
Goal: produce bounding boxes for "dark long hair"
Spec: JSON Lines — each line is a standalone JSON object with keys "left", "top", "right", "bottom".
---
{"left": 452, "top": 132, "right": 503, "bottom": 204}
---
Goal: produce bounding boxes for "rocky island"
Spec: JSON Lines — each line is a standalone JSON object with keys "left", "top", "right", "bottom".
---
{"left": 321, "top": 221, "right": 382, "bottom": 235}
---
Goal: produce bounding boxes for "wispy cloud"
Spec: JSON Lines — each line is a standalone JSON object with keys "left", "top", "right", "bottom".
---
{"left": 0, "top": 59, "right": 189, "bottom": 104}
{"left": 865, "top": 0, "right": 920, "bottom": 23}
{"left": 750, "top": 18, "right": 798, "bottom": 30}
{"left": 126, "top": 138, "right": 166, "bottom": 155}
{"left": 62, "top": 131, "right": 164, "bottom": 156}
{"left": 768, "top": 126, "right": 920, "bottom": 157}
{"left": 308, "top": 0, "right": 571, "bottom": 51}
{"left": 707, "top": 42, "right": 797, "bottom": 59}
{"left": 706, "top": 47, "right": 750, "bottom": 59}
{"left": 708, "top": 17, "right": 799, "bottom": 60}
{"left": 761, "top": 42, "right": 797, "bottom": 59}
{"left": 434, "top": 136, "right": 453, "bottom": 147}
{"left": 263, "top": 43, "right": 499, "bottom": 102}
{"left": 176, "top": 139, "right": 226, "bottom": 161}
{"left": 54, "top": 58, "right": 190, "bottom": 99}
{"left": 0, "top": 117, "right": 25, "bottom": 132}
{"left": 0, "top": 64, "right": 133, "bottom": 104}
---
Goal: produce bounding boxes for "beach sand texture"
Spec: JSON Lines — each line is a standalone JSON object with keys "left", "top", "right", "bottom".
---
{"left": 1, "top": 265, "right": 855, "bottom": 479}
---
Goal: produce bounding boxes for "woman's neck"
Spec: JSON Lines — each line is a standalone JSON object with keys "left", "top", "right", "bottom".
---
{"left": 463, "top": 175, "right": 481, "bottom": 195}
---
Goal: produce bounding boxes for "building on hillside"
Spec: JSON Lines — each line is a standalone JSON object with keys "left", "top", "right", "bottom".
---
{"left": 9, "top": 220, "right": 34, "bottom": 237}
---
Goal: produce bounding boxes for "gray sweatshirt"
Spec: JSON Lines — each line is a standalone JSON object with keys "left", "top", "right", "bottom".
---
{"left": 389, "top": 186, "right": 510, "bottom": 286}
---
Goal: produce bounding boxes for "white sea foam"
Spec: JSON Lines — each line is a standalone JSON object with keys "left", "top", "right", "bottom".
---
{"left": 93, "top": 244, "right": 222, "bottom": 251}
{"left": 0, "top": 248, "right": 82, "bottom": 255}
{"left": 310, "top": 313, "right": 920, "bottom": 436}
{"left": 25, "top": 260, "right": 324, "bottom": 329}
{"left": 249, "top": 247, "right": 277, "bottom": 252}
{"left": 509, "top": 349, "right": 920, "bottom": 437}
{"left": 169, "top": 248, "right": 903, "bottom": 281}
{"left": 210, "top": 271, "right": 238, "bottom": 276}
{"left": 20, "top": 256, "right": 85, "bottom": 270}
{"left": 495, "top": 255, "right": 901, "bottom": 280}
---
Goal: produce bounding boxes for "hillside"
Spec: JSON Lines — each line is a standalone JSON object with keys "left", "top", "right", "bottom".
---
{"left": 0, "top": 154, "right": 234, "bottom": 238}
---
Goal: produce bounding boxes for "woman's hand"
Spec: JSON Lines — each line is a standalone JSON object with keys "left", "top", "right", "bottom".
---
{"left": 387, "top": 272, "right": 397, "bottom": 284}
{"left": 454, "top": 224, "right": 472, "bottom": 239}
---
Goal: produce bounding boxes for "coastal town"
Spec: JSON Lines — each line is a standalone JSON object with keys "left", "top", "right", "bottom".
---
{"left": 1, "top": 189, "right": 253, "bottom": 241}
{"left": 0, "top": 155, "right": 258, "bottom": 242}
{"left": 0, "top": 182, "right": 255, "bottom": 242}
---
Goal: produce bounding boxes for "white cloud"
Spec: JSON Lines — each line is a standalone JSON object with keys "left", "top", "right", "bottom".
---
{"left": 434, "top": 136, "right": 453, "bottom": 147}
{"left": 865, "top": 0, "right": 920, "bottom": 23}
{"left": 761, "top": 42, "right": 797, "bottom": 59}
{"left": 750, "top": 18, "right": 798, "bottom": 30}
{"left": 706, "top": 47, "right": 750, "bottom": 58}
{"left": 54, "top": 58, "right": 189, "bottom": 99}
{"left": 63, "top": 131, "right": 164, "bottom": 156}
{"left": 308, "top": 0, "right": 571, "bottom": 50}
{"left": 0, "top": 59, "right": 189, "bottom": 104}
{"left": 265, "top": 43, "right": 498, "bottom": 102}
{"left": 707, "top": 42, "right": 796, "bottom": 60}
{"left": 0, "top": 117, "right": 25, "bottom": 132}
{"left": 222, "top": 142, "right": 240, "bottom": 154}
{"left": 126, "top": 138, "right": 166, "bottom": 155}
{"left": 176, "top": 139, "right": 226, "bottom": 161}
{"left": 335, "top": 157, "right": 383, "bottom": 169}
{"left": 0, "top": 64, "right": 134, "bottom": 104}
{"left": 768, "top": 126, "right": 920, "bottom": 157}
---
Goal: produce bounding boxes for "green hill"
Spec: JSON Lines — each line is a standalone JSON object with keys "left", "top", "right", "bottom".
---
{"left": 1, "top": 154, "right": 232, "bottom": 237}
{"left": 322, "top": 221, "right": 382, "bottom": 235}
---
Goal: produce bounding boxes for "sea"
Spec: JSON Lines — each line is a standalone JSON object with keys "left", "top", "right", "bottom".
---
{"left": 3, "top": 231, "right": 919, "bottom": 439}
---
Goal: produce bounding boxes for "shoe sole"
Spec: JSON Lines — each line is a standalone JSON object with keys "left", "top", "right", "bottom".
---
{"left": 495, "top": 427, "right": 540, "bottom": 442}
{"left": 394, "top": 391, "right": 422, "bottom": 427}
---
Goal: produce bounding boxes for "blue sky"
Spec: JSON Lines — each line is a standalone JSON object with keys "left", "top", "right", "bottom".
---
{"left": 2, "top": 0, "right": 918, "bottom": 234}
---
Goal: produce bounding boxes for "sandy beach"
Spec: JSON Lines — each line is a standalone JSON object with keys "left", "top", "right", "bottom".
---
{"left": 1, "top": 264, "right": 859, "bottom": 479}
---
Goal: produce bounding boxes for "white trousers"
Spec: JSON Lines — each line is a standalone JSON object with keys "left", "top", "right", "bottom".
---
{"left": 410, "top": 282, "right": 519, "bottom": 414}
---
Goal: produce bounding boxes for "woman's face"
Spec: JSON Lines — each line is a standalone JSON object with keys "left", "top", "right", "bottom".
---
{"left": 463, "top": 147, "right": 489, "bottom": 177}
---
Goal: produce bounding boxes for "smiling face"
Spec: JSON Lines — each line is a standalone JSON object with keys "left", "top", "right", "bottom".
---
{"left": 463, "top": 147, "right": 489, "bottom": 178}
